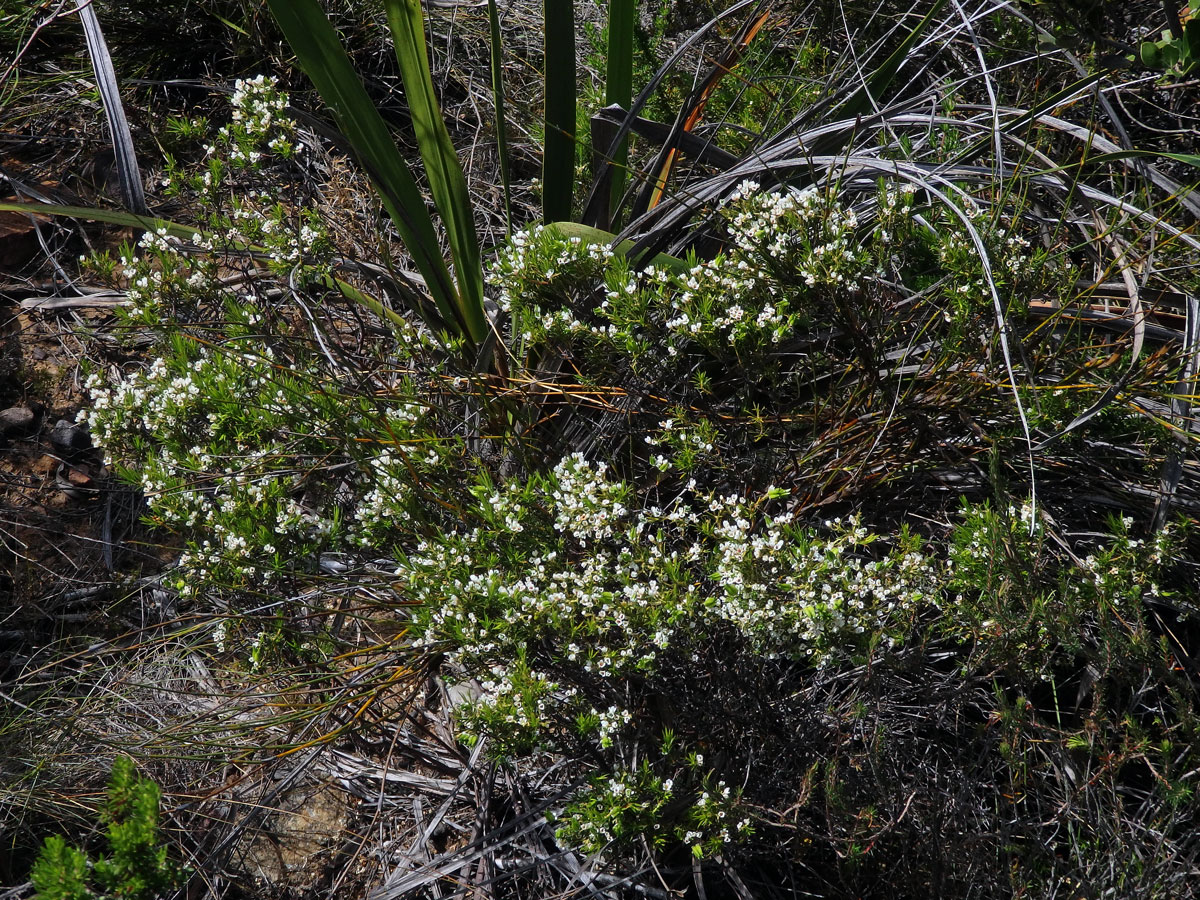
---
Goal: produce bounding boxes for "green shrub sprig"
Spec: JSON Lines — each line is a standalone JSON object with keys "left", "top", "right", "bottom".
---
{"left": 31, "top": 757, "right": 181, "bottom": 900}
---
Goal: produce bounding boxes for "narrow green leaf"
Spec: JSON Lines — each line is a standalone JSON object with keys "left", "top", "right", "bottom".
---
{"left": 604, "top": 0, "right": 635, "bottom": 221}
{"left": 383, "top": 0, "right": 487, "bottom": 346}
{"left": 547, "top": 221, "right": 689, "bottom": 272}
{"left": 0, "top": 199, "right": 189, "bottom": 235}
{"left": 543, "top": 0, "right": 576, "bottom": 223}
{"left": 265, "top": 0, "right": 469, "bottom": 345}
{"left": 836, "top": 0, "right": 949, "bottom": 120}
{"left": 487, "top": 0, "right": 513, "bottom": 235}
{"left": 212, "top": 11, "right": 249, "bottom": 36}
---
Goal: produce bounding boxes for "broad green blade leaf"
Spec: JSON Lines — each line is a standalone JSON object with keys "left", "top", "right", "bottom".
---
{"left": 487, "top": 0, "right": 513, "bottom": 235}
{"left": 548, "top": 221, "right": 688, "bottom": 272}
{"left": 543, "top": 0, "right": 576, "bottom": 223}
{"left": 0, "top": 199, "right": 186, "bottom": 234}
{"left": 384, "top": 0, "right": 487, "bottom": 346}
{"left": 266, "top": 0, "right": 468, "bottom": 344}
{"left": 604, "top": 0, "right": 635, "bottom": 220}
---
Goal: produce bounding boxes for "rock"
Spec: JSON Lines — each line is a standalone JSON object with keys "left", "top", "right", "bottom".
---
{"left": 48, "top": 418, "right": 92, "bottom": 452}
{"left": 239, "top": 780, "right": 352, "bottom": 892}
{"left": 55, "top": 461, "right": 99, "bottom": 500}
{"left": 0, "top": 406, "right": 36, "bottom": 437}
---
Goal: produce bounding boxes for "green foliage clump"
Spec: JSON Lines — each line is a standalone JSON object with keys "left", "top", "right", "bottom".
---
{"left": 944, "top": 499, "right": 1182, "bottom": 669}
{"left": 401, "top": 455, "right": 939, "bottom": 855}
{"left": 57, "top": 50, "right": 1200, "bottom": 893}
{"left": 31, "top": 757, "right": 181, "bottom": 900}
{"left": 1138, "top": 1, "right": 1200, "bottom": 76}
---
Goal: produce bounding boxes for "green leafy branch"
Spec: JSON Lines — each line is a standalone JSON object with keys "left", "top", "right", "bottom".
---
{"left": 31, "top": 756, "right": 182, "bottom": 900}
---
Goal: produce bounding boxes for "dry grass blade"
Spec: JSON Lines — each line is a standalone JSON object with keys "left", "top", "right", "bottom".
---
{"left": 369, "top": 785, "right": 569, "bottom": 899}
{"left": 73, "top": 0, "right": 146, "bottom": 215}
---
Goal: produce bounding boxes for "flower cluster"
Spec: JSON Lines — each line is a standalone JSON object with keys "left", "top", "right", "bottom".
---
{"left": 401, "top": 451, "right": 945, "bottom": 856}
{"left": 707, "top": 505, "right": 940, "bottom": 659}
{"left": 222, "top": 74, "right": 297, "bottom": 162}
{"left": 644, "top": 414, "right": 718, "bottom": 473}
{"left": 83, "top": 341, "right": 346, "bottom": 597}
{"left": 724, "top": 180, "right": 870, "bottom": 292}
{"left": 352, "top": 448, "right": 416, "bottom": 545}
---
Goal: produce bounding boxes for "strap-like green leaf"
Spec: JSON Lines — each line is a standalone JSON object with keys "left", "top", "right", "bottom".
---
{"left": 383, "top": 0, "right": 486, "bottom": 346}
{"left": 604, "top": 0, "right": 635, "bottom": 222}
{"left": 266, "top": 0, "right": 469, "bottom": 345}
{"left": 543, "top": 0, "right": 576, "bottom": 224}
{"left": 0, "top": 199, "right": 189, "bottom": 235}
{"left": 486, "top": 0, "right": 513, "bottom": 236}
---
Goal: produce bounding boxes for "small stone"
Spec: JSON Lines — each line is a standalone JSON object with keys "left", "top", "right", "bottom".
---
{"left": 48, "top": 418, "right": 92, "bottom": 452}
{"left": 0, "top": 406, "right": 36, "bottom": 437}
{"left": 55, "top": 461, "right": 99, "bottom": 500}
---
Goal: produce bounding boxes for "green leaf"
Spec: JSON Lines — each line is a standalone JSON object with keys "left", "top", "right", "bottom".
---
{"left": 543, "top": 0, "right": 577, "bottom": 223}
{"left": 547, "top": 221, "right": 689, "bottom": 272}
{"left": 265, "top": 0, "right": 470, "bottom": 345}
{"left": 0, "top": 199, "right": 192, "bottom": 235}
{"left": 1186, "top": 19, "right": 1200, "bottom": 60}
{"left": 604, "top": 0, "right": 636, "bottom": 219}
{"left": 836, "top": 0, "right": 949, "bottom": 119}
{"left": 212, "top": 11, "right": 249, "bottom": 36}
{"left": 383, "top": 0, "right": 487, "bottom": 346}
{"left": 486, "top": 0, "right": 514, "bottom": 235}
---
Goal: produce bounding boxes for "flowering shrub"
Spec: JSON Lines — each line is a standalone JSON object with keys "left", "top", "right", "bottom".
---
{"left": 942, "top": 499, "right": 1185, "bottom": 670}
{"left": 80, "top": 77, "right": 434, "bottom": 646}
{"left": 401, "top": 454, "right": 942, "bottom": 854}
{"left": 73, "top": 76, "right": 1199, "bottom": 888}
{"left": 83, "top": 337, "right": 353, "bottom": 598}
{"left": 112, "top": 76, "right": 331, "bottom": 327}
